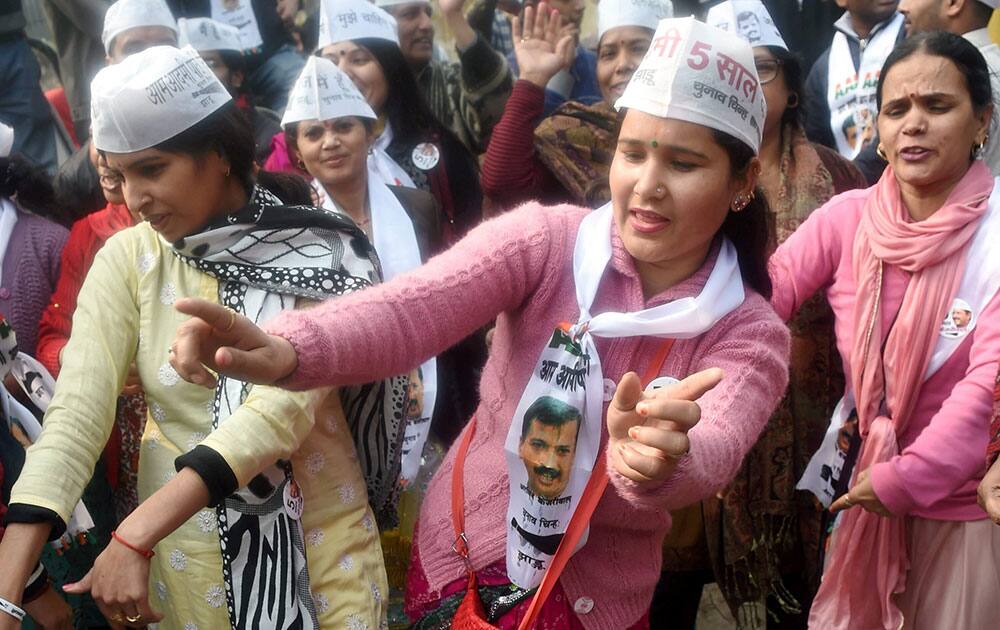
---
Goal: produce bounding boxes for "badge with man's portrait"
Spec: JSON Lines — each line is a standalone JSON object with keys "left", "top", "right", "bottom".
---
{"left": 940, "top": 297, "right": 975, "bottom": 339}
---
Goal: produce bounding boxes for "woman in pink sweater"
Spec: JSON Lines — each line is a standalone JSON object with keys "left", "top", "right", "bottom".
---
{"left": 167, "top": 20, "right": 789, "bottom": 630}
{"left": 770, "top": 32, "right": 1000, "bottom": 629}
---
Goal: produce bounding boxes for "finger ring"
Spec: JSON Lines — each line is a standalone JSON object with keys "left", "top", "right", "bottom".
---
{"left": 224, "top": 307, "right": 237, "bottom": 332}
{"left": 112, "top": 613, "right": 125, "bottom": 623}
{"left": 843, "top": 495, "right": 854, "bottom": 507}
{"left": 126, "top": 614, "right": 142, "bottom": 623}
{"left": 521, "top": 37, "right": 529, "bottom": 42}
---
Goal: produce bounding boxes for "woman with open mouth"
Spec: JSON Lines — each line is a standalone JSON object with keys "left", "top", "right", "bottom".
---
{"left": 772, "top": 31, "right": 1000, "bottom": 629}
{"left": 166, "top": 18, "right": 791, "bottom": 630}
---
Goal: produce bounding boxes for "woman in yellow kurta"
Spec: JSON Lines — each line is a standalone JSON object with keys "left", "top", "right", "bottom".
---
{"left": 0, "top": 46, "right": 390, "bottom": 630}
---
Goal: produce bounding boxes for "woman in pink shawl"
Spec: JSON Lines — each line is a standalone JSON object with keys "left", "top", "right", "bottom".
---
{"left": 770, "top": 31, "right": 1000, "bottom": 629}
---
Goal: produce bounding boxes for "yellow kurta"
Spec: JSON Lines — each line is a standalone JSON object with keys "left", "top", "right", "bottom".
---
{"left": 11, "top": 223, "right": 387, "bottom": 630}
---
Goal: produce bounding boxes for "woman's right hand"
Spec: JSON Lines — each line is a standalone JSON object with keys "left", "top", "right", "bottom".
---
{"left": 63, "top": 537, "right": 162, "bottom": 628}
{"left": 170, "top": 297, "right": 298, "bottom": 387}
{"left": 978, "top": 456, "right": 1000, "bottom": 525}
{"left": 512, "top": 2, "right": 575, "bottom": 89}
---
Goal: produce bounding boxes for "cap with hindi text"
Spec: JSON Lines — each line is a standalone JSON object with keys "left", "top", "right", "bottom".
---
{"left": 177, "top": 17, "right": 243, "bottom": 54}
{"left": 281, "top": 56, "right": 377, "bottom": 127}
{"left": 615, "top": 17, "right": 767, "bottom": 154}
{"left": 91, "top": 46, "right": 232, "bottom": 154}
{"left": 318, "top": 0, "right": 399, "bottom": 50}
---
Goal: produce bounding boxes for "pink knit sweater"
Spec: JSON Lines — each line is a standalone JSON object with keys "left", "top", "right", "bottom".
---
{"left": 265, "top": 203, "right": 790, "bottom": 629}
{"left": 770, "top": 188, "right": 1000, "bottom": 520}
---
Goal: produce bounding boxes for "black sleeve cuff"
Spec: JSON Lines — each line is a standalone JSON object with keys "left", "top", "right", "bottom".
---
{"left": 175, "top": 445, "right": 238, "bottom": 507}
{"left": 3, "top": 504, "right": 64, "bottom": 540}
{"left": 22, "top": 565, "right": 50, "bottom": 603}
{"left": 459, "top": 34, "right": 504, "bottom": 89}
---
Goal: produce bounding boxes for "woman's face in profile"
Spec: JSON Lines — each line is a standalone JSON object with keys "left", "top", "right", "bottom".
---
{"left": 877, "top": 51, "right": 991, "bottom": 193}
{"left": 106, "top": 148, "right": 233, "bottom": 243}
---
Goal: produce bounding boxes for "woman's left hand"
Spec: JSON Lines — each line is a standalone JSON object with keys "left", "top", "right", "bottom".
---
{"left": 829, "top": 468, "right": 892, "bottom": 517}
{"left": 63, "top": 537, "right": 163, "bottom": 628}
{"left": 607, "top": 369, "right": 723, "bottom": 485}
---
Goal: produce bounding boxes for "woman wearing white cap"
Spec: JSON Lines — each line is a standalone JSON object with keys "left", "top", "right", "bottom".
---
{"left": 772, "top": 31, "right": 1000, "bottom": 629}
{"left": 314, "top": 0, "right": 483, "bottom": 248}
{"left": 481, "top": 0, "right": 673, "bottom": 210}
{"left": 0, "top": 46, "right": 389, "bottom": 630}
{"left": 644, "top": 2, "right": 868, "bottom": 626}
{"left": 167, "top": 19, "right": 791, "bottom": 629}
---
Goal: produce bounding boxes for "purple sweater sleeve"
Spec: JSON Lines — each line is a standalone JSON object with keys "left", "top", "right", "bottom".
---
{"left": 768, "top": 192, "right": 856, "bottom": 321}
{"left": 263, "top": 203, "right": 565, "bottom": 390}
{"left": 607, "top": 299, "right": 791, "bottom": 510}
{"left": 870, "top": 291, "right": 1000, "bottom": 515}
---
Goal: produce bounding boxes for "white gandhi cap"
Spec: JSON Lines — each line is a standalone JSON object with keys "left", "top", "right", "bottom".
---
{"left": 102, "top": 0, "right": 178, "bottom": 56}
{"left": 281, "top": 56, "right": 377, "bottom": 126}
{"left": 706, "top": 0, "right": 787, "bottom": 50}
{"left": 598, "top": 0, "right": 674, "bottom": 41}
{"left": 177, "top": 17, "right": 243, "bottom": 53}
{"left": 91, "top": 45, "right": 232, "bottom": 154}
{"left": 318, "top": 0, "right": 399, "bottom": 50}
{"left": 616, "top": 17, "right": 767, "bottom": 154}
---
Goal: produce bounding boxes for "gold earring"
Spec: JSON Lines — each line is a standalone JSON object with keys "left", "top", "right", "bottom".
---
{"left": 876, "top": 144, "right": 887, "bottom": 160}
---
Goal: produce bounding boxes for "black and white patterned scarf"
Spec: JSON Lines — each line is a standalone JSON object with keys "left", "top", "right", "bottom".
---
{"left": 173, "top": 186, "right": 406, "bottom": 628}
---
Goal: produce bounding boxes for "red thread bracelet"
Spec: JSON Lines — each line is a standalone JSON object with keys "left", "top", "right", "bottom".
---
{"left": 111, "top": 531, "right": 155, "bottom": 559}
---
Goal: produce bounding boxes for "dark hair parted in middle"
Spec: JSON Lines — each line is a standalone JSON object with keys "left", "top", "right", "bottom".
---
{"left": 876, "top": 30, "right": 992, "bottom": 113}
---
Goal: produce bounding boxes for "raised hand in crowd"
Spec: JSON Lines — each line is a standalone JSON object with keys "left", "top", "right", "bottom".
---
{"left": 512, "top": 2, "right": 576, "bottom": 88}
{"left": 439, "top": 0, "right": 480, "bottom": 49}
{"left": 607, "top": 369, "right": 724, "bottom": 485}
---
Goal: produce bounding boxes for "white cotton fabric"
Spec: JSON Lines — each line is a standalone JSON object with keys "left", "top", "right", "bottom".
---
{"left": 177, "top": 17, "right": 243, "bottom": 53}
{"left": 318, "top": 0, "right": 399, "bottom": 50}
{"left": 0, "top": 122, "right": 13, "bottom": 157}
{"left": 91, "top": 45, "right": 232, "bottom": 153}
{"left": 616, "top": 17, "right": 767, "bottom": 154}
{"left": 706, "top": 0, "right": 787, "bottom": 50}
{"left": 101, "top": 0, "right": 178, "bottom": 55}
{"left": 597, "top": 0, "right": 674, "bottom": 41}
{"left": 281, "top": 56, "right": 376, "bottom": 126}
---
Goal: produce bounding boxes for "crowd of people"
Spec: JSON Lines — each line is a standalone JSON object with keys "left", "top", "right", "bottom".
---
{"left": 1, "top": 0, "right": 999, "bottom": 629}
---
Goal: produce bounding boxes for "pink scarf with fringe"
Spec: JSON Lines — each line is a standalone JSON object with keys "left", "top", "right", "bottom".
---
{"left": 808, "top": 161, "right": 994, "bottom": 629}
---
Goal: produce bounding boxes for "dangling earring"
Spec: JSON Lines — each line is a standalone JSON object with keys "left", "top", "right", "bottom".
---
{"left": 876, "top": 144, "right": 887, "bottom": 160}
{"left": 297, "top": 159, "right": 306, "bottom": 170}
{"left": 972, "top": 134, "right": 988, "bottom": 159}
{"left": 786, "top": 92, "right": 799, "bottom": 108}
{"left": 224, "top": 166, "right": 231, "bottom": 178}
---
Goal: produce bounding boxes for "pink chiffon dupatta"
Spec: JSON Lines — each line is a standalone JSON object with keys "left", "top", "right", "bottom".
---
{"left": 808, "top": 161, "right": 994, "bottom": 629}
